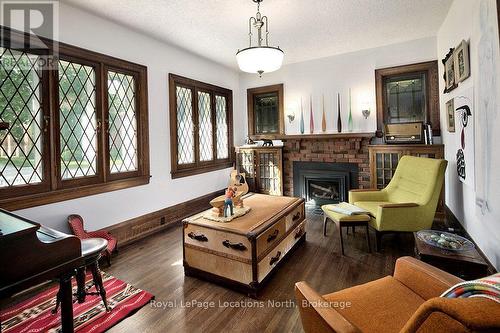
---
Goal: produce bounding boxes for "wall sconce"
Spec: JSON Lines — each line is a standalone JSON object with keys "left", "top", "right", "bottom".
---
{"left": 287, "top": 112, "right": 295, "bottom": 123}
{"left": 362, "top": 109, "right": 371, "bottom": 119}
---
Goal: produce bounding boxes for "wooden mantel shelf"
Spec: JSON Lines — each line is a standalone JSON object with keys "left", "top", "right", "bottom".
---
{"left": 250, "top": 132, "right": 375, "bottom": 140}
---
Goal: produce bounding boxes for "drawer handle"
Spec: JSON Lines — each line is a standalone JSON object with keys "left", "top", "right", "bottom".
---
{"left": 222, "top": 240, "right": 247, "bottom": 251}
{"left": 269, "top": 251, "right": 282, "bottom": 266}
{"left": 292, "top": 211, "right": 301, "bottom": 222}
{"left": 267, "top": 229, "right": 279, "bottom": 243}
{"left": 295, "top": 226, "right": 305, "bottom": 239}
{"left": 187, "top": 232, "right": 208, "bottom": 242}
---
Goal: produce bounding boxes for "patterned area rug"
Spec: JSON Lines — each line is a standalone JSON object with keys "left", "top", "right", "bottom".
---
{"left": 1, "top": 272, "right": 153, "bottom": 333}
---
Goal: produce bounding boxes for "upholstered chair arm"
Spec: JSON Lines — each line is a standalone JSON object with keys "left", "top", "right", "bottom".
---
{"left": 374, "top": 204, "right": 432, "bottom": 231}
{"left": 400, "top": 297, "right": 500, "bottom": 333}
{"left": 393, "top": 257, "right": 463, "bottom": 300}
{"left": 348, "top": 189, "right": 387, "bottom": 203}
{"left": 294, "top": 282, "right": 361, "bottom": 333}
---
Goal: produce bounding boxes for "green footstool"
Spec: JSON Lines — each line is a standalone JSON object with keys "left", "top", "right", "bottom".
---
{"left": 321, "top": 204, "right": 371, "bottom": 255}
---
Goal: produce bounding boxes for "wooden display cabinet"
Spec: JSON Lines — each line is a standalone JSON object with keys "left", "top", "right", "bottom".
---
{"left": 236, "top": 146, "right": 283, "bottom": 196}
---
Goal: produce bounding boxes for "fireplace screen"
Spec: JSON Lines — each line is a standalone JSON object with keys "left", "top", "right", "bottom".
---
{"left": 306, "top": 178, "right": 344, "bottom": 206}
{"left": 293, "top": 161, "right": 359, "bottom": 211}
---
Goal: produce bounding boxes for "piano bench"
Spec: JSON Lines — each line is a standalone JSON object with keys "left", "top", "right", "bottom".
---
{"left": 53, "top": 238, "right": 110, "bottom": 314}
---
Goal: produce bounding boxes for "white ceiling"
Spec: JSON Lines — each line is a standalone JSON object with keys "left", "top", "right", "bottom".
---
{"left": 61, "top": 0, "right": 453, "bottom": 70}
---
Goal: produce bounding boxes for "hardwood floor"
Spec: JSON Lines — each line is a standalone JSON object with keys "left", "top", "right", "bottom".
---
{"left": 106, "top": 210, "right": 415, "bottom": 333}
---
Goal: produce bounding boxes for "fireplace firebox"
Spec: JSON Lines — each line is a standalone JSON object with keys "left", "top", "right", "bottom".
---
{"left": 293, "top": 161, "right": 359, "bottom": 209}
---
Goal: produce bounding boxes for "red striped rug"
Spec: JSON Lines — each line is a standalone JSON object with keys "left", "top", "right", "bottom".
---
{"left": 1, "top": 272, "right": 153, "bottom": 333}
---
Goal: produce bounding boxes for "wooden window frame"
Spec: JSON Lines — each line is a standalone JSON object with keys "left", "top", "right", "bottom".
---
{"left": 375, "top": 61, "right": 440, "bottom": 137}
{"left": 0, "top": 26, "right": 150, "bottom": 210}
{"left": 247, "top": 84, "right": 284, "bottom": 139}
{"left": 169, "top": 74, "right": 233, "bottom": 179}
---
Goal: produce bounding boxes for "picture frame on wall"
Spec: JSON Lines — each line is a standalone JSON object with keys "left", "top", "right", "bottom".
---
{"left": 442, "top": 48, "right": 457, "bottom": 93}
{"left": 446, "top": 98, "right": 455, "bottom": 132}
{"left": 454, "top": 40, "right": 470, "bottom": 83}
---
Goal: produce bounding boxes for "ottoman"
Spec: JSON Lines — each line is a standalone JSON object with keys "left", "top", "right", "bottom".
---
{"left": 321, "top": 204, "right": 371, "bottom": 255}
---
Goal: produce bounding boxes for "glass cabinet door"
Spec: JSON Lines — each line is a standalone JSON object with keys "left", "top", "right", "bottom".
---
{"left": 256, "top": 150, "right": 281, "bottom": 195}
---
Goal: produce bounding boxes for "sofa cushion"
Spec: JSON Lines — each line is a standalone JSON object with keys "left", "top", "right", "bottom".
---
{"left": 351, "top": 201, "right": 391, "bottom": 217}
{"left": 323, "top": 276, "right": 425, "bottom": 333}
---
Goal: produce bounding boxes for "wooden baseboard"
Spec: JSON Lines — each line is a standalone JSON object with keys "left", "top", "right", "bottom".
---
{"left": 444, "top": 205, "right": 497, "bottom": 274}
{"left": 103, "top": 189, "right": 224, "bottom": 247}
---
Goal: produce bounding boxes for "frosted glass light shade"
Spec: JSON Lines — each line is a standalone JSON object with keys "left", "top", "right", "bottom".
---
{"left": 236, "top": 46, "right": 284, "bottom": 74}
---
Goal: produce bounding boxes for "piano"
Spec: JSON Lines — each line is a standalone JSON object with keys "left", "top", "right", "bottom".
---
{"left": 0, "top": 208, "right": 83, "bottom": 333}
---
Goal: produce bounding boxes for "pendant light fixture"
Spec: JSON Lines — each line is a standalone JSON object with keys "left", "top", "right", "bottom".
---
{"left": 236, "top": 0, "right": 284, "bottom": 77}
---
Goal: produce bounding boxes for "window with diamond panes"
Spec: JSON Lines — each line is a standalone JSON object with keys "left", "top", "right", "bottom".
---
{"left": 215, "top": 95, "right": 228, "bottom": 159}
{"left": 198, "top": 91, "right": 213, "bottom": 162}
{"left": 0, "top": 48, "right": 45, "bottom": 188}
{"left": 108, "top": 71, "right": 138, "bottom": 174}
{"left": 0, "top": 28, "right": 149, "bottom": 210}
{"left": 169, "top": 74, "right": 233, "bottom": 178}
{"left": 176, "top": 86, "right": 195, "bottom": 165}
{"left": 58, "top": 60, "right": 98, "bottom": 180}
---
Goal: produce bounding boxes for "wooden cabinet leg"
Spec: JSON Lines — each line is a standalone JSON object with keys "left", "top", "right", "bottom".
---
{"left": 60, "top": 274, "right": 74, "bottom": 333}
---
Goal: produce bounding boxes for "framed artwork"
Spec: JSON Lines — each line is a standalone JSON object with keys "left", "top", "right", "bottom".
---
{"left": 454, "top": 40, "right": 470, "bottom": 83}
{"left": 446, "top": 99, "right": 455, "bottom": 132}
{"left": 442, "top": 48, "right": 457, "bottom": 93}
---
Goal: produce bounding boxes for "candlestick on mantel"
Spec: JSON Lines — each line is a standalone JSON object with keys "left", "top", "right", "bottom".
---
{"left": 300, "top": 97, "right": 305, "bottom": 134}
{"left": 337, "top": 93, "right": 342, "bottom": 133}
{"left": 348, "top": 88, "right": 353, "bottom": 132}
{"left": 321, "top": 94, "right": 326, "bottom": 132}
{"left": 309, "top": 95, "right": 314, "bottom": 134}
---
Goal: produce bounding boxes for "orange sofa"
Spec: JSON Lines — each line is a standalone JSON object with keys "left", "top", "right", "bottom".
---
{"left": 295, "top": 257, "right": 500, "bottom": 333}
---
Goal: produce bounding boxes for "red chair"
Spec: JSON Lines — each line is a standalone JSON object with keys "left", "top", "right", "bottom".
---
{"left": 68, "top": 214, "right": 117, "bottom": 266}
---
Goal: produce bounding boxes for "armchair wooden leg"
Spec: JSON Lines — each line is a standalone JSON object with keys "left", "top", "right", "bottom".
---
{"left": 323, "top": 215, "right": 329, "bottom": 236}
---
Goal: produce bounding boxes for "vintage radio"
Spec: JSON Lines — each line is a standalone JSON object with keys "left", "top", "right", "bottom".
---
{"left": 384, "top": 122, "right": 424, "bottom": 144}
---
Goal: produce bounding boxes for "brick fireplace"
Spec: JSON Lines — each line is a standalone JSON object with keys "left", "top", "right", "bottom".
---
{"left": 282, "top": 135, "right": 372, "bottom": 197}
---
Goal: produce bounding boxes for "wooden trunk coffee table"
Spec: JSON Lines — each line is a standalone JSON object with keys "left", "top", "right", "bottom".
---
{"left": 183, "top": 193, "right": 306, "bottom": 297}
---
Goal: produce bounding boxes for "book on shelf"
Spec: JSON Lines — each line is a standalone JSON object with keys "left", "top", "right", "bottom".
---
{"left": 327, "top": 202, "right": 369, "bottom": 215}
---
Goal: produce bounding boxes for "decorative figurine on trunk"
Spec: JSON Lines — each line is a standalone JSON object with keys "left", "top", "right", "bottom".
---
{"left": 224, "top": 186, "right": 237, "bottom": 217}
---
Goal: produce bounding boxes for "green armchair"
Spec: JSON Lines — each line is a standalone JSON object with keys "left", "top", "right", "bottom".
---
{"left": 349, "top": 156, "right": 447, "bottom": 250}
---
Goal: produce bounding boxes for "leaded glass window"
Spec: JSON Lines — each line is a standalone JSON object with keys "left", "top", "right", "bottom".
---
{"left": 0, "top": 48, "right": 44, "bottom": 188}
{"left": 385, "top": 73, "right": 427, "bottom": 124}
{"left": 176, "top": 86, "right": 195, "bottom": 164}
{"left": 169, "top": 74, "right": 233, "bottom": 178}
{"left": 58, "top": 60, "right": 98, "bottom": 179}
{"left": 198, "top": 91, "right": 213, "bottom": 162}
{"left": 108, "top": 71, "right": 138, "bottom": 173}
{"left": 215, "top": 95, "right": 228, "bottom": 159}
{"left": 0, "top": 28, "right": 150, "bottom": 210}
